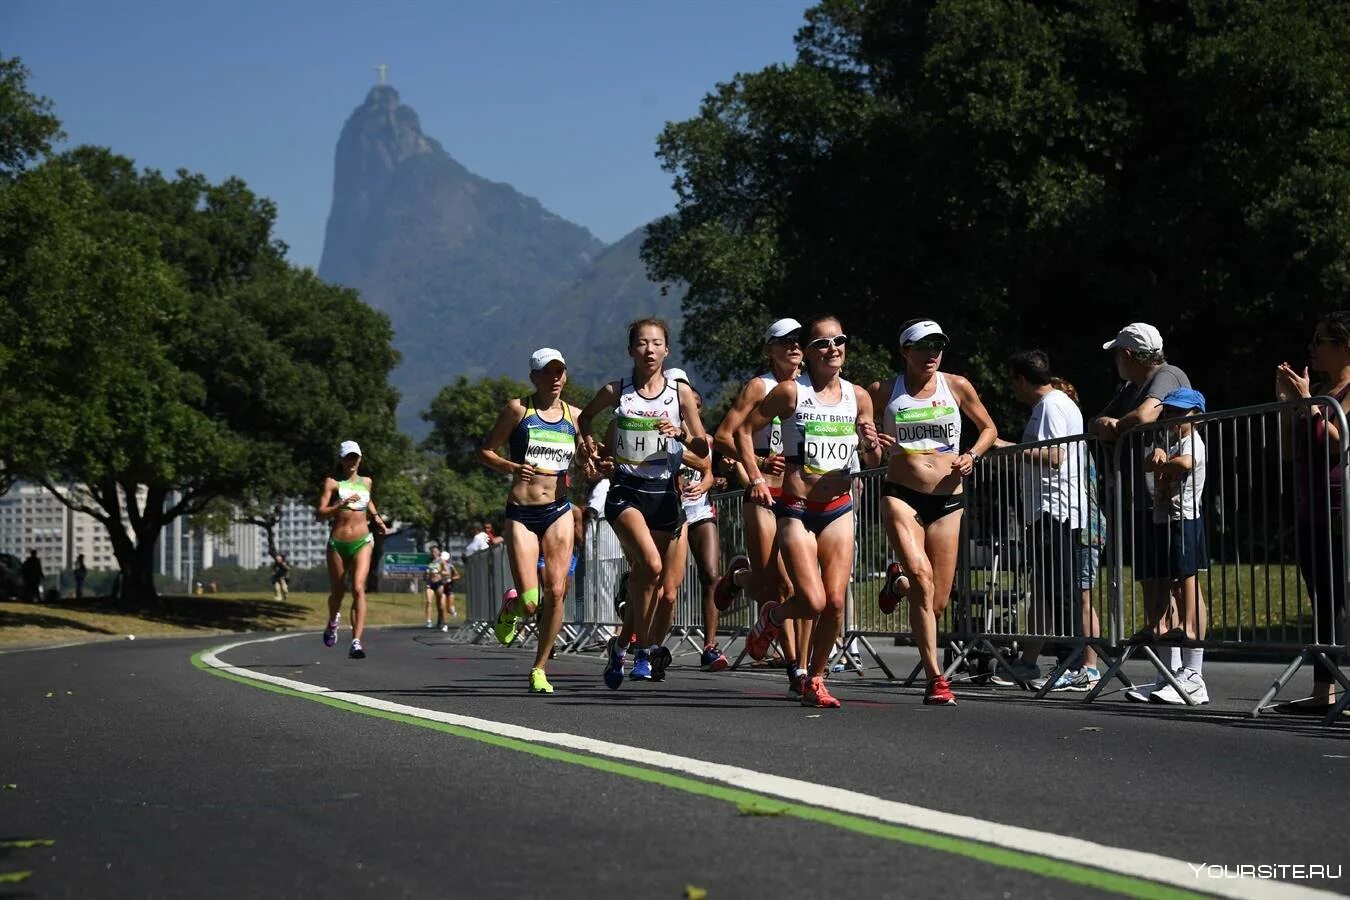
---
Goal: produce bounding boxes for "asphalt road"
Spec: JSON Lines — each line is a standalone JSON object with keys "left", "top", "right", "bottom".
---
{"left": 3, "top": 628, "right": 1347, "bottom": 899}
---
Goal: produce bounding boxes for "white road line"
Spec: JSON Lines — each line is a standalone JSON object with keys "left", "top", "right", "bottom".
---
{"left": 202, "top": 633, "right": 1336, "bottom": 900}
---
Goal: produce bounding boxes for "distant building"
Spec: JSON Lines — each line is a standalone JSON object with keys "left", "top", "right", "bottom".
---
{"left": 0, "top": 482, "right": 124, "bottom": 574}
{"left": 273, "top": 498, "right": 331, "bottom": 570}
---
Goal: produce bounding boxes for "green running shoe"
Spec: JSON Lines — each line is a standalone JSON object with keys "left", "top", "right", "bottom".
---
{"left": 494, "top": 588, "right": 520, "bottom": 646}
{"left": 529, "top": 667, "right": 554, "bottom": 694}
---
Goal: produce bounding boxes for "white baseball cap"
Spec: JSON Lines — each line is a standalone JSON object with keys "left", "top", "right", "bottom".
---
{"left": 338, "top": 440, "right": 362, "bottom": 458}
{"left": 440, "top": 551, "right": 450, "bottom": 562}
{"left": 1102, "top": 323, "right": 1163, "bottom": 353}
{"left": 763, "top": 318, "right": 803, "bottom": 342}
{"left": 665, "top": 367, "right": 692, "bottom": 387}
{"left": 899, "top": 320, "right": 948, "bottom": 345}
{"left": 529, "top": 348, "right": 566, "bottom": 371}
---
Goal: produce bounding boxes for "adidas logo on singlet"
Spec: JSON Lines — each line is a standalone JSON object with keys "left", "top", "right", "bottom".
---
{"left": 800, "top": 398, "right": 815, "bottom": 407}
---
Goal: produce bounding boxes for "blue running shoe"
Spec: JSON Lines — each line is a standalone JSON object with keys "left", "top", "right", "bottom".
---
{"left": 603, "top": 637, "right": 626, "bottom": 690}
{"left": 630, "top": 649, "right": 653, "bottom": 681}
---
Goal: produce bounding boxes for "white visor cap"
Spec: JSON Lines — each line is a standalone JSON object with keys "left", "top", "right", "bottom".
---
{"left": 763, "top": 318, "right": 803, "bottom": 342}
{"left": 339, "top": 440, "right": 362, "bottom": 458}
{"left": 899, "top": 320, "right": 948, "bottom": 345}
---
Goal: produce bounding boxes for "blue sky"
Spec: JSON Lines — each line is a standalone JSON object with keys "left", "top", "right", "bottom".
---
{"left": 5, "top": 0, "right": 811, "bottom": 268}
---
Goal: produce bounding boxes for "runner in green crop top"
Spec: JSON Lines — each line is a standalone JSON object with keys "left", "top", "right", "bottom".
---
{"left": 318, "top": 440, "right": 388, "bottom": 659}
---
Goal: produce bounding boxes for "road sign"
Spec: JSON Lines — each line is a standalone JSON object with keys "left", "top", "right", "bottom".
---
{"left": 382, "top": 552, "right": 432, "bottom": 578}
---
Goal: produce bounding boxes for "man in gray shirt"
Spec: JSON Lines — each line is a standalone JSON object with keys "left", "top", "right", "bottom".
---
{"left": 1090, "top": 322, "right": 1191, "bottom": 442}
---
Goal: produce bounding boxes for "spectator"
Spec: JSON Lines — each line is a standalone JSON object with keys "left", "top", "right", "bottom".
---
{"left": 21, "top": 550, "right": 43, "bottom": 603}
{"left": 1052, "top": 377, "right": 1108, "bottom": 675}
{"left": 1089, "top": 323, "right": 1191, "bottom": 443}
{"left": 465, "top": 521, "right": 502, "bottom": 555}
{"left": 1127, "top": 388, "right": 1210, "bottom": 705}
{"left": 271, "top": 553, "right": 291, "bottom": 602}
{"left": 74, "top": 553, "right": 87, "bottom": 600}
{"left": 991, "top": 351, "right": 1097, "bottom": 691}
{"left": 1276, "top": 311, "right": 1350, "bottom": 712}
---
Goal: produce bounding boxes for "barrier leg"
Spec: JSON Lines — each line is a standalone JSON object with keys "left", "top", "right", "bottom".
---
{"left": 1085, "top": 643, "right": 1134, "bottom": 703}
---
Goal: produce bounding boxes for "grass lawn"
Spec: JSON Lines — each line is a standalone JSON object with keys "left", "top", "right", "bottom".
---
{"left": 0, "top": 590, "right": 453, "bottom": 649}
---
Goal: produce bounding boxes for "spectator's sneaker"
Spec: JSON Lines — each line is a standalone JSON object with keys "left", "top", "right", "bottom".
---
{"left": 440, "top": 624, "right": 449, "bottom": 633}
{"left": 1125, "top": 671, "right": 1169, "bottom": 703}
{"left": 322, "top": 616, "right": 340, "bottom": 648}
{"left": 713, "top": 555, "right": 751, "bottom": 611}
{"left": 923, "top": 675, "right": 957, "bottom": 706}
{"left": 746, "top": 601, "right": 783, "bottom": 661}
{"left": 877, "top": 561, "right": 910, "bottom": 615}
{"left": 1151, "top": 667, "right": 1209, "bottom": 705}
{"left": 494, "top": 589, "right": 520, "bottom": 646}
{"left": 786, "top": 669, "right": 804, "bottom": 700}
{"left": 424, "top": 619, "right": 435, "bottom": 629}
{"left": 603, "top": 637, "right": 626, "bottom": 690}
{"left": 801, "top": 675, "right": 842, "bottom": 708}
{"left": 990, "top": 659, "right": 1041, "bottom": 687}
{"left": 630, "top": 649, "right": 653, "bottom": 681}
{"left": 529, "top": 668, "right": 554, "bottom": 694}
{"left": 700, "top": 643, "right": 729, "bottom": 672}
{"left": 349, "top": 639, "right": 366, "bottom": 660}
{"left": 649, "top": 645, "right": 673, "bottom": 681}
{"left": 1063, "top": 666, "right": 1101, "bottom": 692}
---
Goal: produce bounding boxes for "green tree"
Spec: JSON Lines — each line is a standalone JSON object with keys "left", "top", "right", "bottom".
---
{"left": 0, "top": 150, "right": 404, "bottom": 601}
{"left": 646, "top": 0, "right": 1350, "bottom": 429}
{"left": 0, "top": 54, "right": 63, "bottom": 180}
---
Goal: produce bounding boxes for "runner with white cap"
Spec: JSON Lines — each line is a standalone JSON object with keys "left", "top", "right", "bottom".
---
{"left": 317, "top": 440, "right": 388, "bottom": 659}
{"left": 665, "top": 368, "right": 728, "bottom": 672}
{"left": 738, "top": 315, "right": 885, "bottom": 708}
{"left": 713, "top": 317, "right": 810, "bottom": 695}
{"left": 578, "top": 318, "right": 710, "bottom": 689}
{"left": 869, "top": 319, "right": 998, "bottom": 705}
{"left": 478, "top": 347, "right": 582, "bottom": 694}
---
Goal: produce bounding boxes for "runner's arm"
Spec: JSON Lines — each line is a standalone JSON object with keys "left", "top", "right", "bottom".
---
{"left": 479, "top": 400, "right": 528, "bottom": 478}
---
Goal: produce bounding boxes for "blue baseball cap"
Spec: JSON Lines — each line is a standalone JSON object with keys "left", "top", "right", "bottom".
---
{"left": 1161, "top": 388, "right": 1206, "bottom": 412}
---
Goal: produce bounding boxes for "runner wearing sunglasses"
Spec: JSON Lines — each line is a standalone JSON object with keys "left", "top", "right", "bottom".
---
{"left": 738, "top": 316, "right": 883, "bottom": 708}
{"left": 579, "top": 318, "right": 711, "bottom": 689}
{"left": 478, "top": 348, "right": 582, "bottom": 694}
{"left": 869, "top": 319, "right": 998, "bottom": 705}
{"left": 712, "top": 318, "right": 811, "bottom": 695}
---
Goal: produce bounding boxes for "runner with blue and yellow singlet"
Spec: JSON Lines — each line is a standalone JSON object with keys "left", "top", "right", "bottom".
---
{"left": 479, "top": 348, "right": 582, "bottom": 694}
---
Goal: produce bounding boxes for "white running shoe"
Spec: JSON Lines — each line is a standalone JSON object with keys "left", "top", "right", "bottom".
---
{"left": 990, "top": 659, "right": 1041, "bottom": 687}
{"left": 1150, "top": 667, "right": 1209, "bottom": 705}
{"left": 1125, "top": 671, "right": 1169, "bottom": 703}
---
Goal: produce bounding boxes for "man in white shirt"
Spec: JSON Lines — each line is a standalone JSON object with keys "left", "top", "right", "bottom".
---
{"left": 991, "top": 350, "right": 1099, "bottom": 691}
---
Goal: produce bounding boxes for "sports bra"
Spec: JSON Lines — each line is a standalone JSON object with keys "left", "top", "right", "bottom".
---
{"left": 612, "top": 375, "right": 683, "bottom": 480}
{"left": 783, "top": 375, "right": 859, "bottom": 477}
{"left": 508, "top": 398, "right": 578, "bottom": 476}
{"left": 336, "top": 479, "right": 370, "bottom": 511}
{"left": 883, "top": 372, "right": 961, "bottom": 455}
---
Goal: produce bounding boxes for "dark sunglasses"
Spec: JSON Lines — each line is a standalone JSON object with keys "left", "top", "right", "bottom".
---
{"left": 1310, "top": 336, "right": 1342, "bottom": 350}
{"left": 768, "top": 333, "right": 802, "bottom": 347}
{"left": 806, "top": 334, "right": 849, "bottom": 351}
{"left": 904, "top": 338, "right": 948, "bottom": 353}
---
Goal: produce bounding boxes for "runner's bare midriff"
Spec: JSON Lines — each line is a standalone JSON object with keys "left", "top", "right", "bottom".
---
{"left": 782, "top": 469, "right": 853, "bottom": 503}
{"left": 510, "top": 476, "right": 563, "bottom": 506}
{"left": 886, "top": 452, "right": 963, "bottom": 496}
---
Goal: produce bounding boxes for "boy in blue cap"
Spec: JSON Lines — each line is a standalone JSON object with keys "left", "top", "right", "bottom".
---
{"left": 1128, "top": 388, "right": 1211, "bottom": 704}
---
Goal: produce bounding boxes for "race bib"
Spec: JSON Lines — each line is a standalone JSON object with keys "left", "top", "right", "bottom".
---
{"left": 768, "top": 416, "right": 784, "bottom": 455}
{"left": 893, "top": 405, "right": 958, "bottom": 454}
{"left": 524, "top": 427, "right": 575, "bottom": 473}
{"left": 615, "top": 414, "right": 669, "bottom": 466}
{"left": 803, "top": 421, "right": 858, "bottom": 475}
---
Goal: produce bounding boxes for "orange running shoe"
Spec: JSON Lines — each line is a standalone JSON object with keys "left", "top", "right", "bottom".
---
{"left": 924, "top": 675, "right": 957, "bottom": 706}
{"left": 800, "top": 675, "right": 841, "bottom": 708}
{"left": 745, "top": 601, "right": 782, "bottom": 661}
{"left": 877, "top": 561, "right": 910, "bottom": 615}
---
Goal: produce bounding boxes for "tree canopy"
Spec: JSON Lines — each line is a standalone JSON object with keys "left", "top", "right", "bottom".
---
{"left": 645, "top": 0, "right": 1350, "bottom": 426}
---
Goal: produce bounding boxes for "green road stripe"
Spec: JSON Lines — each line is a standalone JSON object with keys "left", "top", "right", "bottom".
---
{"left": 191, "top": 650, "right": 1207, "bottom": 900}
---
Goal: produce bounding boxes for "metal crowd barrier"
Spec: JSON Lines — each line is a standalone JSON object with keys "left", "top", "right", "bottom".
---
{"left": 457, "top": 397, "right": 1348, "bottom": 723}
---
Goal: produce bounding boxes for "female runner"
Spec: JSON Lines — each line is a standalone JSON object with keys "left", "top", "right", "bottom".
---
{"left": 870, "top": 320, "right": 997, "bottom": 705}
{"left": 317, "top": 440, "right": 388, "bottom": 659}
{"left": 479, "top": 348, "right": 581, "bottom": 694}
{"left": 740, "top": 316, "right": 883, "bottom": 708}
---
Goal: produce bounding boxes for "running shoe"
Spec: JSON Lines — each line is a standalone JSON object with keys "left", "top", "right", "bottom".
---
{"left": 1062, "top": 666, "right": 1101, "bottom": 693}
{"left": 1124, "top": 671, "right": 1169, "bottom": 703}
{"left": 700, "top": 643, "right": 729, "bottom": 672}
{"left": 745, "top": 601, "right": 782, "bottom": 661}
{"left": 424, "top": 619, "right": 435, "bottom": 629}
{"left": 877, "top": 561, "right": 910, "bottom": 615}
{"left": 440, "top": 624, "right": 449, "bottom": 633}
{"left": 630, "top": 648, "right": 653, "bottom": 681}
{"left": 713, "top": 555, "right": 751, "bottom": 611}
{"left": 649, "top": 645, "right": 673, "bottom": 682}
{"left": 529, "top": 668, "right": 554, "bottom": 694}
{"left": 801, "top": 675, "right": 842, "bottom": 708}
{"left": 494, "top": 588, "right": 520, "bottom": 646}
{"left": 989, "top": 659, "right": 1040, "bottom": 687}
{"left": 923, "top": 675, "right": 957, "bottom": 706}
{"left": 603, "top": 636, "right": 626, "bottom": 690}
{"left": 1150, "top": 667, "right": 1209, "bottom": 705}
{"left": 322, "top": 615, "right": 340, "bottom": 648}
{"left": 786, "top": 669, "right": 804, "bottom": 700}
{"left": 349, "top": 639, "right": 366, "bottom": 660}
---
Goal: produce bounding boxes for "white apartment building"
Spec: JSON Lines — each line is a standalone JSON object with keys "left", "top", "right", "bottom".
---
{"left": 0, "top": 482, "right": 123, "bottom": 574}
{"left": 273, "top": 498, "right": 331, "bottom": 569}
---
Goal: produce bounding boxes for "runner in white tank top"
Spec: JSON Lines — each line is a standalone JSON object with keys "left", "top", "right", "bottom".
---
{"left": 711, "top": 317, "right": 810, "bottom": 695}
{"left": 868, "top": 319, "right": 998, "bottom": 707}
{"left": 737, "top": 315, "right": 884, "bottom": 708}
{"left": 579, "top": 318, "right": 710, "bottom": 691}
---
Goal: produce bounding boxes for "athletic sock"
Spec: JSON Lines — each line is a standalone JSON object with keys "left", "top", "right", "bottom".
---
{"left": 1182, "top": 648, "right": 1203, "bottom": 674}
{"left": 794, "top": 666, "right": 807, "bottom": 679}
{"left": 1168, "top": 646, "right": 1182, "bottom": 672}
